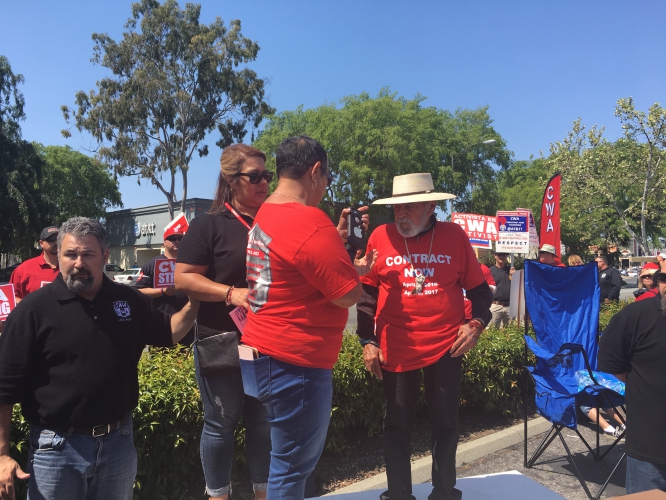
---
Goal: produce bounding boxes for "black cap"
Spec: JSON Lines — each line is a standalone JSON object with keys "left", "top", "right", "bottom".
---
{"left": 40, "top": 226, "right": 59, "bottom": 240}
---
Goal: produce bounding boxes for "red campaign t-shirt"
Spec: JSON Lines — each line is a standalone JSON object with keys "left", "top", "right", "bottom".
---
{"left": 10, "top": 254, "right": 60, "bottom": 300}
{"left": 243, "top": 203, "right": 360, "bottom": 369}
{"left": 361, "top": 222, "right": 485, "bottom": 372}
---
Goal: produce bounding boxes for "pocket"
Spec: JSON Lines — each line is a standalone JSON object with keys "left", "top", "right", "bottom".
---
{"left": 30, "top": 427, "right": 67, "bottom": 452}
{"left": 239, "top": 355, "right": 271, "bottom": 401}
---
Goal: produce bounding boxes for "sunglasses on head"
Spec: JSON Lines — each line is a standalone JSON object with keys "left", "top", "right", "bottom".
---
{"left": 166, "top": 235, "right": 183, "bottom": 242}
{"left": 235, "top": 171, "right": 274, "bottom": 184}
{"left": 43, "top": 236, "right": 58, "bottom": 243}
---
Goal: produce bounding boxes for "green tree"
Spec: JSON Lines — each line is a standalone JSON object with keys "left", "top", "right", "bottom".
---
{"left": 254, "top": 89, "right": 511, "bottom": 224}
{"left": 547, "top": 98, "right": 666, "bottom": 255}
{"left": 0, "top": 55, "right": 45, "bottom": 259}
{"left": 62, "top": 0, "right": 275, "bottom": 219}
{"left": 35, "top": 144, "right": 123, "bottom": 225}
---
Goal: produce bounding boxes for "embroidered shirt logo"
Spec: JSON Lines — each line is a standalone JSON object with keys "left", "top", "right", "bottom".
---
{"left": 113, "top": 301, "right": 131, "bottom": 319}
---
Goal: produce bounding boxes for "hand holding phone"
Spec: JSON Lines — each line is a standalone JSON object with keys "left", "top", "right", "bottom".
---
{"left": 347, "top": 208, "right": 366, "bottom": 249}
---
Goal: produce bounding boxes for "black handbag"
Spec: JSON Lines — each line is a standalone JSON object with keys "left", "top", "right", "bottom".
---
{"left": 193, "top": 322, "right": 240, "bottom": 376}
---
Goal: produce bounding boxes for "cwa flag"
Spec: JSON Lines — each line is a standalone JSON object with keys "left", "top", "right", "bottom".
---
{"left": 539, "top": 173, "right": 562, "bottom": 257}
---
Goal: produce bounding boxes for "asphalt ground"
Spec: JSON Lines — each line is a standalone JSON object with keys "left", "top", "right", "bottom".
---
{"left": 330, "top": 416, "right": 628, "bottom": 500}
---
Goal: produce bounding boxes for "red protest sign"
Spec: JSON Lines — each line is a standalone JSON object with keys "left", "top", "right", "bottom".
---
{"left": 452, "top": 213, "right": 498, "bottom": 241}
{"left": 153, "top": 258, "right": 176, "bottom": 289}
{"left": 0, "top": 284, "right": 16, "bottom": 321}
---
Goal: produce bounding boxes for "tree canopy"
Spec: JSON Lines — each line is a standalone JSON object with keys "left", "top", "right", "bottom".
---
{"left": 36, "top": 144, "right": 123, "bottom": 225}
{"left": 253, "top": 88, "right": 511, "bottom": 224}
{"left": 546, "top": 98, "right": 666, "bottom": 255}
{"left": 0, "top": 55, "right": 44, "bottom": 259}
{"left": 62, "top": 0, "right": 275, "bottom": 219}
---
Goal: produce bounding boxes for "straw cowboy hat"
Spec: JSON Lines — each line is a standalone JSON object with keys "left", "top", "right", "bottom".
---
{"left": 372, "top": 173, "right": 455, "bottom": 205}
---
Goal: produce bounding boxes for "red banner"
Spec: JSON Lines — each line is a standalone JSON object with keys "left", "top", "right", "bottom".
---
{"left": 539, "top": 173, "right": 562, "bottom": 256}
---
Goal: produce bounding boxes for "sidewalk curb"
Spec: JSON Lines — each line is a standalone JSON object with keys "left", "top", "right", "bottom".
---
{"left": 326, "top": 416, "right": 551, "bottom": 495}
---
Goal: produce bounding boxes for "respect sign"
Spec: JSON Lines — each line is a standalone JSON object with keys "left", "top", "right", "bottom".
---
{"left": 153, "top": 258, "right": 176, "bottom": 288}
{"left": 0, "top": 284, "right": 16, "bottom": 321}
{"left": 496, "top": 211, "right": 529, "bottom": 254}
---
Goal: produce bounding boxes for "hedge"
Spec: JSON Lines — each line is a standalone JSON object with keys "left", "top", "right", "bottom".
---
{"left": 9, "top": 301, "right": 627, "bottom": 498}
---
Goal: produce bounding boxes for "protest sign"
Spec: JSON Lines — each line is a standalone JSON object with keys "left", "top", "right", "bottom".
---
{"left": 230, "top": 306, "right": 247, "bottom": 334}
{"left": 0, "top": 284, "right": 16, "bottom": 321}
{"left": 153, "top": 258, "right": 176, "bottom": 288}
{"left": 517, "top": 208, "right": 540, "bottom": 248}
{"left": 496, "top": 211, "right": 529, "bottom": 254}
{"left": 452, "top": 213, "right": 498, "bottom": 241}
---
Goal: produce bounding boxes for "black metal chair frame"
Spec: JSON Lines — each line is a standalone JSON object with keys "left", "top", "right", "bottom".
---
{"left": 522, "top": 319, "right": 627, "bottom": 500}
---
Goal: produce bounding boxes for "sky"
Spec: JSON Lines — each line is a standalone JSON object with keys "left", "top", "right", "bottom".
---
{"left": 2, "top": 0, "right": 665, "bottom": 211}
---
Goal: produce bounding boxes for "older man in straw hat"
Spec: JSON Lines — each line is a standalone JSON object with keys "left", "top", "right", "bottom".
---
{"left": 356, "top": 173, "right": 493, "bottom": 500}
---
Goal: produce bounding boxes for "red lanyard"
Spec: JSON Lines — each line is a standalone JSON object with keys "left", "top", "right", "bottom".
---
{"left": 224, "top": 202, "right": 252, "bottom": 230}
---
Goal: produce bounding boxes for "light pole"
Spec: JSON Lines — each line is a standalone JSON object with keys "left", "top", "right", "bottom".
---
{"left": 449, "top": 139, "right": 497, "bottom": 216}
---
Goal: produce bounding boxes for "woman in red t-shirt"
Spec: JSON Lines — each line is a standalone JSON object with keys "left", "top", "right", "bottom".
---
{"left": 240, "top": 135, "right": 376, "bottom": 500}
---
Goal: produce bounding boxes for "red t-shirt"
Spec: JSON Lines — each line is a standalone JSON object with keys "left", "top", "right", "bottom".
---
{"left": 9, "top": 254, "right": 60, "bottom": 300}
{"left": 243, "top": 203, "right": 360, "bottom": 369}
{"left": 360, "top": 222, "right": 485, "bottom": 372}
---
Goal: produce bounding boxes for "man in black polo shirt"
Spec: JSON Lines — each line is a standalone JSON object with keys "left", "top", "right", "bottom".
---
{"left": 596, "top": 255, "right": 622, "bottom": 302}
{"left": 0, "top": 217, "right": 198, "bottom": 500}
{"left": 489, "top": 252, "right": 514, "bottom": 328}
{"left": 598, "top": 272, "right": 666, "bottom": 494}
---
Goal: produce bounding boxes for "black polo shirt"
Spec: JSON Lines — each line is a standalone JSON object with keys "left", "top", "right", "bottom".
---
{"left": 598, "top": 266, "right": 622, "bottom": 301}
{"left": 0, "top": 274, "right": 173, "bottom": 428}
{"left": 489, "top": 264, "right": 511, "bottom": 303}
{"left": 598, "top": 294, "right": 666, "bottom": 465}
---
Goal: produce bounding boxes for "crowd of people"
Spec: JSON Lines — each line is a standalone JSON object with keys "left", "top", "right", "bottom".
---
{"left": 0, "top": 134, "right": 664, "bottom": 499}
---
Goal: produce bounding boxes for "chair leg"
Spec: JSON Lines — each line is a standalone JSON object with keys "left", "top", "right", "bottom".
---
{"left": 526, "top": 425, "right": 559, "bottom": 468}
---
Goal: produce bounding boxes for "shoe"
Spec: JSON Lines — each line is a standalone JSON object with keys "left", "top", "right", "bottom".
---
{"left": 612, "top": 426, "right": 625, "bottom": 438}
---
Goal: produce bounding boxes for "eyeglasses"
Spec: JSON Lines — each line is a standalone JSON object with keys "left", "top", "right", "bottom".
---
{"left": 641, "top": 274, "right": 654, "bottom": 279}
{"left": 43, "top": 236, "right": 58, "bottom": 243}
{"left": 235, "top": 171, "right": 274, "bottom": 184}
{"left": 166, "top": 235, "right": 183, "bottom": 242}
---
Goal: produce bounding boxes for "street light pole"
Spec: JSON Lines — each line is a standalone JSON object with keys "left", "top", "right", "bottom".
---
{"left": 449, "top": 139, "right": 497, "bottom": 217}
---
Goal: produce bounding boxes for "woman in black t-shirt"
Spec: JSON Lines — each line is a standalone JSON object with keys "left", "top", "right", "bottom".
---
{"left": 176, "top": 144, "right": 273, "bottom": 500}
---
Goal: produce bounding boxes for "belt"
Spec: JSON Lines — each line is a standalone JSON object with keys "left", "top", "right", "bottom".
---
{"left": 46, "top": 415, "right": 130, "bottom": 438}
{"left": 492, "top": 301, "right": 509, "bottom": 306}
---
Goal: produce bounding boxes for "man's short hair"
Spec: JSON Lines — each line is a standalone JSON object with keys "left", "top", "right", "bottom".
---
{"left": 276, "top": 135, "right": 328, "bottom": 180}
{"left": 57, "top": 217, "right": 109, "bottom": 253}
{"left": 596, "top": 255, "right": 609, "bottom": 265}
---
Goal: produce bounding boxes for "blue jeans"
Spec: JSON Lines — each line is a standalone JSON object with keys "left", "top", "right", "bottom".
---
{"left": 194, "top": 348, "right": 271, "bottom": 497}
{"left": 27, "top": 418, "right": 136, "bottom": 500}
{"left": 240, "top": 355, "right": 332, "bottom": 500}
{"left": 626, "top": 455, "right": 666, "bottom": 494}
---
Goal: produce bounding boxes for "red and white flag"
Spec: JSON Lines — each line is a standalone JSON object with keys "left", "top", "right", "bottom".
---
{"left": 540, "top": 173, "right": 562, "bottom": 257}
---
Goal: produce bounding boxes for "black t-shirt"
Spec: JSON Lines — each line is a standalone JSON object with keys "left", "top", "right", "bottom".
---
{"left": 598, "top": 266, "right": 622, "bottom": 301}
{"left": 598, "top": 294, "right": 666, "bottom": 465}
{"left": 177, "top": 210, "right": 253, "bottom": 335}
{"left": 0, "top": 274, "right": 173, "bottom": 428}
{"left": 489, "top": 264, "right": 511, "bottom": 303}
{"left": 136, "top": 255, "right": 194, "bottom": 345}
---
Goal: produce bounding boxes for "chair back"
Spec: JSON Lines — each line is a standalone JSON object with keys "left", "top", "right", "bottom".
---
{"left": 524, "top": 260, "right": 600, "bottom": 370}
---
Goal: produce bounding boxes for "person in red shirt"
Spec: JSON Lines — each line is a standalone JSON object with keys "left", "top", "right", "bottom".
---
{"left": 240, "top": 136, "right": 377, "bottom": 500}
{"left": 635, "top": 263, "right": 660, "bottom": 302}
{"left": 10, "top": 226, "right": 60, "bottom": 302}
{"left": 357, "top": 173, "right": 493, "bottom": 500}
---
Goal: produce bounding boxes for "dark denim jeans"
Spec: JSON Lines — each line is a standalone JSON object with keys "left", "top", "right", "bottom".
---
{"left": 27, "top": 418, "right": 136, "bottom": 500}
{"left": 381, "top": 352, "right": 463, "bottom": 500}
{"left": 626, "top": 455, "right": 666, "bottom": 494}
{"left": 194, "top": 348, "right": 271, "bottom": 497}
{"left": 240, "top": 355, "right": 332, "bottom": 500}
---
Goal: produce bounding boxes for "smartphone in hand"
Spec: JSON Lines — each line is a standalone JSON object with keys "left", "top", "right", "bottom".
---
{"left": 347, "top": 208, "right": 366, "bottom": 249}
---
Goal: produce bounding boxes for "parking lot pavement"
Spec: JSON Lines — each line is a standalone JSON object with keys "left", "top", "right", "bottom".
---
{"left": 458, "top": 419, "right": 626, "bottom": 499}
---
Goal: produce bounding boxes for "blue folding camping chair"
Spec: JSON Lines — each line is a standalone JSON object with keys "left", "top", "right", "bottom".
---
{"left": 522, "top": 260, "right": 626, "bottom": 499}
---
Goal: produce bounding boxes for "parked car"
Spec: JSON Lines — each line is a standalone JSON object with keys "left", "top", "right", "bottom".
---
{"left": 627, "top": 266, "right": 640, "bottom": 278}
{"left": 620, "top": 269, "right": 628, "bottom": 276}
{"left": 104, "top": 264, "right": 124, "bottom": 280}
{"left": 0, "top": 264, "right": 19, "bottom": 285}
{"left": 113, "top": 269, "right": 142, "bottom": 286}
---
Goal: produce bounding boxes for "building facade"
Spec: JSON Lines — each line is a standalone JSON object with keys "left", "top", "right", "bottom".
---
{"left": 106, "top": 198, "right": 212, "bottom": 269}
